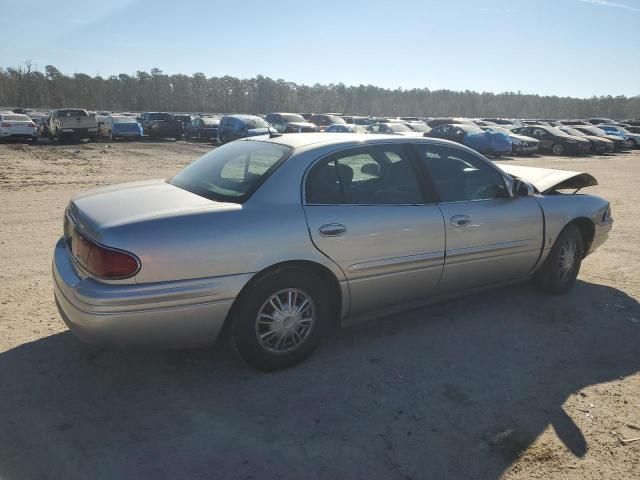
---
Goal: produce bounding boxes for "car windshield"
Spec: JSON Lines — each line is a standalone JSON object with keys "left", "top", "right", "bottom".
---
{"left": 281, "top": 114, "right": 306, "bottom": 122}
{"left": 327, "top": 115, "right": 346, "bottom": 125}
{"left": 580, "top": 126, "right": 606, "bottom": 135}
{"left": 112, "top": 116, "right": 138, "bottom": 123}
{"left": 459, "top": 125, "right": 484, "bottom": 134}
{"left": 486, "top": 127, "right": 510, "bottom": 135}
{"left": 149, "top": 113, "right": 172, "bottom": 121}
{"left": 2, "top": 114, "right": 30, "bottom": 121}
{"left": 202, "top": 118, "right": 219, "bottom": 125}
{"left": 244, "top": 117, "right": 269, "bottom": 129}
{"left": 169, "top": 140, "right": 292, "bottom": 202}
{"left": 406, "top": 123, "right": 429, "bottom": 132}
{"left": 387, "top": 123, "right": 411, "bottom": 132}
{"left": 563, "top": 128, "right": 585, "bottom": 136}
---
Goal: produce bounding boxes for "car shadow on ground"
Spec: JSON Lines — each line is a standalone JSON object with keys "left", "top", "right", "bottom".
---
{"left": 0, "top": 280, "right": 638, "bottom": 480}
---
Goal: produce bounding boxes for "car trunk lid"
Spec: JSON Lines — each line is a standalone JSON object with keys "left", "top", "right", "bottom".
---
{"left": 67, "top": 179, "right": 239, "bottom": 240}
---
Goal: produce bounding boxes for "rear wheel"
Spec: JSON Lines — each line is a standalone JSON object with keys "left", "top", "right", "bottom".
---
{"left": 552, "top": 143, "right": 565, "bottom": 155}
{"left": 231, "top": 267, "right": 329, "bottom": 371}
{"left": 533, "top": 224, "right": 584, "bottom": 294}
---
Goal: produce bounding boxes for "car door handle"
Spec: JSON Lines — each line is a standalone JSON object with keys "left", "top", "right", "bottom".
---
{"left": 450, "top": 215, "right": 471, "bottom": 227}
{"left": 319, "top": 223, "right": 347, "bottom": 237}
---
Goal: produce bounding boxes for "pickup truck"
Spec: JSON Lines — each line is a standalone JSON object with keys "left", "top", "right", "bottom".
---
{"left": 48, "top": 109, "right": 99, "bottom": 142}
{"left": 138, "top": 112, "right": 183, "bottom": 139}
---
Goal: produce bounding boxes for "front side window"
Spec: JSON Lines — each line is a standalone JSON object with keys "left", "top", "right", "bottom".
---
{"left": 170, "top": 140, "right": 292, "bottom": 202}
{"left": 306, "top": 145, "right": 424, "bottom": 205}
{"left": 414, "top": 145, "right": 509, "bottom": 203}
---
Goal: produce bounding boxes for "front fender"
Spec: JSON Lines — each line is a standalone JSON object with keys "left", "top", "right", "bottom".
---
{"left": 536, "top": 193, "right": 610, "bottom": 264}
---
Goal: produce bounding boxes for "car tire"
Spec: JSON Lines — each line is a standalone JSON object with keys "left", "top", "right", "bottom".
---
{"left": 552, "top": 143, "right": 565, "bottom": 155}
{"left": 231, "top": 267, "right": 329, "bottom": 371}
{"left": 533, "top": 224, "right": 584, "bottom": 294}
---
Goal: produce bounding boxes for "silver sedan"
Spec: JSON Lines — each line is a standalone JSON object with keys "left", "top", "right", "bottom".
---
{"left": 53, "top": 133, "right": 612, "bottom": 370}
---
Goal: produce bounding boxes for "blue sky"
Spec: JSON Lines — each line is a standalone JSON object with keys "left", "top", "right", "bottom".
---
{"left": 1, "top": 0, "right": 639, "bottom": 98}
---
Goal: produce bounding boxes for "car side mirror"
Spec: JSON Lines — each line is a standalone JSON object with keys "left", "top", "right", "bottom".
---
{"left": 513, "top": 179, "right": 534, "bottom": 197}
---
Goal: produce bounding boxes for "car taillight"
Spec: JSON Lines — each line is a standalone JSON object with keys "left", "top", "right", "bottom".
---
{"left": 1, "top": 123, "right": 11, "bottom": 127}
{"left": 72, "top": 233, "right": 139, "bottom": 279}
{"left": 29, "top": 123, "right": 36, "bottom": 128}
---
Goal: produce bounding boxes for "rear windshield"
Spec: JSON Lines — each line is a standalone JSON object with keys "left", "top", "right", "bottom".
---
{"left": 112, "top": 116, "right": 138, "bottom": 123}
{"left": 281, "top": 114, "right": 306, "bottom": 122}
{"left": 58, "top": 110, "right": 87, "bottom": 117}
{"left": 169, "top": 140, "right": 292, "bottom": 202}
{"left": 2, "top": 114, "right": 30, "bottom": 121}
{"left": 149, "top": 113, "right": 172, "bottom": 121}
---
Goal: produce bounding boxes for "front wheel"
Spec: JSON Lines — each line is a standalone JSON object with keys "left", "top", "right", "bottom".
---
{"left": 533, "top": 224, "right": 584, "bottom": 294}
{"left": 231, "top": 267, "right": 329, "bottom": 371}
{"left": 552, "top": 143, "right": 565, "bottom": 155}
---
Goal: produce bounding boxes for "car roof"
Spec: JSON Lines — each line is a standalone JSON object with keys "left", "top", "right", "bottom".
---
{"left": 224, "top": 114, "right": 260, "bottom": 119}
{"left": 238, "top": 132, "right": 471, "bottom": 151}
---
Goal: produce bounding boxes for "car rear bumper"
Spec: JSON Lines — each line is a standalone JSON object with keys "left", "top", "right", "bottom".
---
{"left": 0, "top": 132, "right": 37, "bottom": 139}
{"left": 60, "top": 128, "right": 98, "bottom": 136}
{"left": 113, "top": 131, "right": 142, "bottom": 138}
{"left": 52, "top": 237, "right": 252, "bottom": 348}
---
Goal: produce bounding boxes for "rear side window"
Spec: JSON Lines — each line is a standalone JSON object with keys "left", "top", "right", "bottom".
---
{"left": 306, "top": 145, "right": 424, "bottom": 205}
{"left": 413, "top": 145, "right": 508, "bottom": 203}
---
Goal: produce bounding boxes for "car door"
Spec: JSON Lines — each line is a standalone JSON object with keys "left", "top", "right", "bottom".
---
{"left": 411, "top": 143, "right": 544, "bottom": 293}
{"left": 303, "top": 143, "right": 445, "bottom": 315}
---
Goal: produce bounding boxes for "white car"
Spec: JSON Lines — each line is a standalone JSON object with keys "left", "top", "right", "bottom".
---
{"left": 0, "top": 113, "right": 38, "bottom": 143}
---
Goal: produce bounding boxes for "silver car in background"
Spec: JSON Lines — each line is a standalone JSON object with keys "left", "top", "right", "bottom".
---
{"left": 53, "top": 134, "right": 612, "bottom": 370}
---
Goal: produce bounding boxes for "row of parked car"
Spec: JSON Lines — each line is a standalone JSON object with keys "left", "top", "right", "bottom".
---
{"left": 208, "top": 112, "right": 640, "bottom": 157}
{"left": 2, "top": 108, "right": 639, "bottom": 157}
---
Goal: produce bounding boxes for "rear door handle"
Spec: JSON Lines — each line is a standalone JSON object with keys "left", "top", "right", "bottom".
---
{"left": 319, "top": 223, "right": 347, "bottom": 237}
{"left": 450, "top": 215, "right": 471, "bottom": 227}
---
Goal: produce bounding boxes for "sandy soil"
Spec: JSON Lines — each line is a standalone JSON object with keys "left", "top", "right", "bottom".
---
{"left": 0, "top": 139, "right": 638, "bottom": 480}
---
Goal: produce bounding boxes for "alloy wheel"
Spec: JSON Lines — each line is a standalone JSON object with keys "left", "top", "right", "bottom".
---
{"left": 255, "top": 288, "right": 316, "bottom": 354}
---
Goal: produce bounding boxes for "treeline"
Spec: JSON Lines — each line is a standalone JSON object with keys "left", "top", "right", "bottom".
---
{"left": 1, "top": 62, "right": 639, "bottom": 119}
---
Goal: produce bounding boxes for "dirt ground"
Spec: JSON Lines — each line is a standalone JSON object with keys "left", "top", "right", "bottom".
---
{"left": 0, "top": 139, "right": 638, "bottom": 480}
